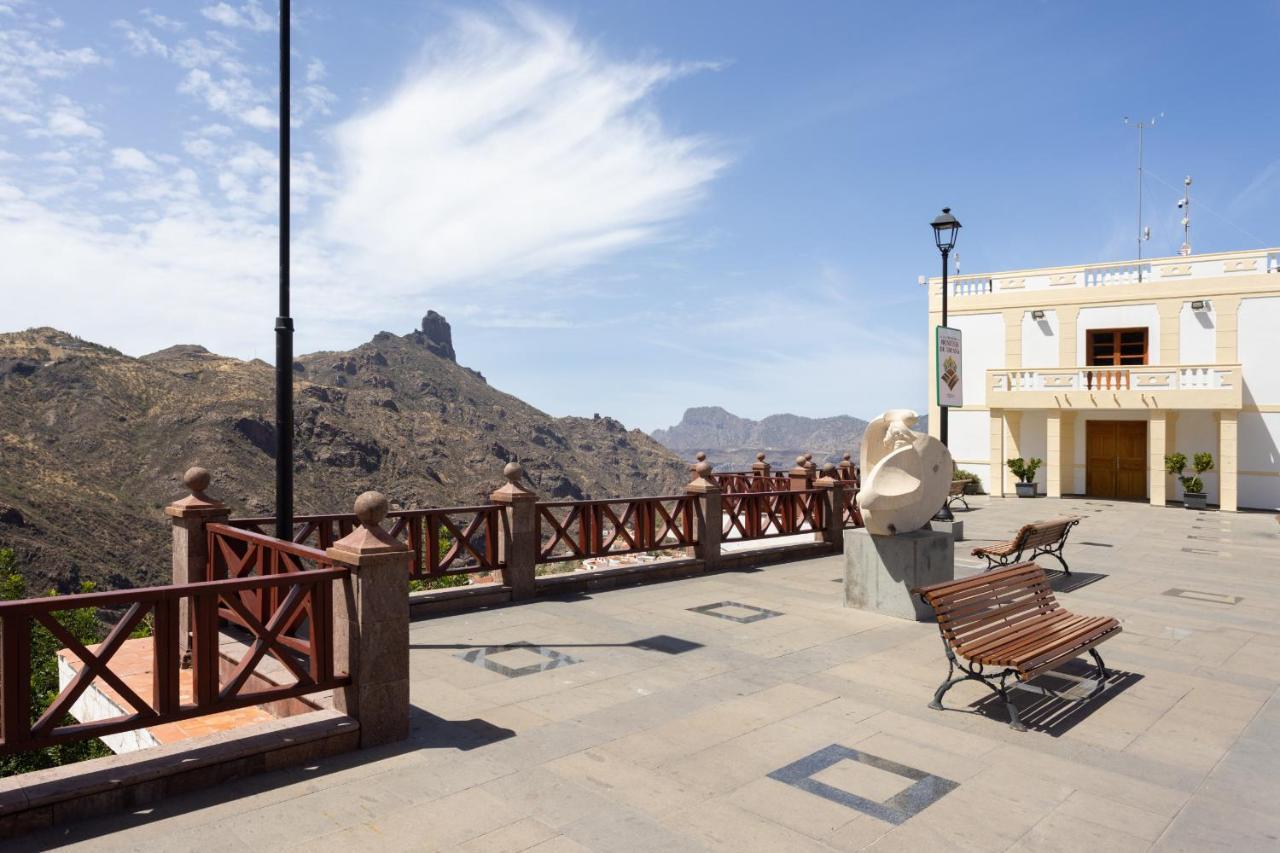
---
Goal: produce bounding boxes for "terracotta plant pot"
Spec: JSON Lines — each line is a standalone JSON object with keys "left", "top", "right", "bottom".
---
{"left": 1015, "top": 482, "right": 1037, "bottom": 498}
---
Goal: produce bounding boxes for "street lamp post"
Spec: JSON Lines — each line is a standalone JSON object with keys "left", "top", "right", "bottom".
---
{"left": 275, "top": 0, "right": 293, "bottom": 542}
{"left": 931, "top": 207, "right": 961, "bottom": 522}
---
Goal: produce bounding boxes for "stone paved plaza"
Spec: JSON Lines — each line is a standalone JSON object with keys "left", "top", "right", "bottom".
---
{"left": 19, "top": 498, "right": 1280, "bottom": 851}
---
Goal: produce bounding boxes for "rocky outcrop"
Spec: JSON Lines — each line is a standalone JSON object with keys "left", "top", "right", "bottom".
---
{"left": 651, "top": 406, "right": 871, "bottom": 468}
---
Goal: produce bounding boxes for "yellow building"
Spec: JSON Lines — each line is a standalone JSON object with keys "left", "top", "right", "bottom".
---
{"left": 926, "top": 248, "right": 1280, "bottom": 511}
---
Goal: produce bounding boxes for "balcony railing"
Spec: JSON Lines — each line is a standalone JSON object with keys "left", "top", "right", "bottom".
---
{"left": 927, "top": 247, "right": 1279, "bottom": 298}
{"left": 987, "top": 363, "right": 1243, "bottom": 409}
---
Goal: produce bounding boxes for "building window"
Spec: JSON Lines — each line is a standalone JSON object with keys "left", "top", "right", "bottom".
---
{"left": 1087, "top": 328, "right": 1148, "bottom": 366}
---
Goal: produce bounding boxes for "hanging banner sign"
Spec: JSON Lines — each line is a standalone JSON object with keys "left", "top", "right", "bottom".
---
{"left": 936, "top": 326, "right": 963, "bottom": 408}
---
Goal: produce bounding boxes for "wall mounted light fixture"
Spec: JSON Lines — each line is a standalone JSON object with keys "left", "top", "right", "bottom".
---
{"left": 1031, "top": 309, "right": 1046, "bottom": 320}
{"left": 1191, "top": 299, "right": 1208, "bottom": 311}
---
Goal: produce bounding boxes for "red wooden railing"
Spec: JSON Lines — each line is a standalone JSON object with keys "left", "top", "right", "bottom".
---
{"left": 0, "top": 568, "right": 348, "bottom": 757}
{"left": 229, "top": 506, "right": 504, "bottom": 581}
{"left": 722, "top": 489, "right": 826, "bottom": 540}
{"left": 841, "top": 487, "right": 864, "bottom": 528}
{"left": 537, "top": 495, "right": 697, "bottom": 563}
{"left": 717, "top": 472, "right": 792, "bottom": 493}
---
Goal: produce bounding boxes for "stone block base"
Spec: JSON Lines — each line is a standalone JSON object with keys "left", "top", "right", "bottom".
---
{"left": 843, "top": 528, "right": 955, "bottom": 621}
{"left": 929, "top": 519, "right": 964, "bottom": 542}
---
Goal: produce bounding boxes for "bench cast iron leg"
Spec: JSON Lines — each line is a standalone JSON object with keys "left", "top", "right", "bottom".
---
{"left": 998, "top": 679, "right": 1028, "bottom": 732}
{"left": 929, "top": 674, "right": 966, "bottom": 711}
{"left": 1035, "top": 547, "right": 1071, "bottom": 576}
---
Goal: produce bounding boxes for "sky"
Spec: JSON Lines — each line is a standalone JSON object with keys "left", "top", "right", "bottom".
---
{"left": 2, "top": 1, "right": 1278, "bottom": 432}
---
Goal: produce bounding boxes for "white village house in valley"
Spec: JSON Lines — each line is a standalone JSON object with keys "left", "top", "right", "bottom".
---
{"left": 926, "top": 247, "right": 1280, "bottom": 511}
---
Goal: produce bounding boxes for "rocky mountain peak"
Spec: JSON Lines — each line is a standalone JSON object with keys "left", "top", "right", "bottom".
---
{"left": 411, "top": 310, "right": 456, "bottom": 362}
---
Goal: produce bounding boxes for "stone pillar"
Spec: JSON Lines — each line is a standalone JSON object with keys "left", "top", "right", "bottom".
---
{"left": 1219, "top": 412, "right": 1238, "bottom": 512}
{"left": 789, "top": 456, "right": 812, "bottom": 491}
{"left": 164, "top": 467, "right": 229, "bottom": 664}
{"left": 751, "top": 453, "right": 771, "bottom": 480}
{"left": 838, "top": 453, "right": 856, "bottom": 483}
{"left": 1149, "top": 412, "right": 1168, "bottom": 507}
{"left": 1003, "top": 308, "right": 1024, "bottom": 369}
{"left": 803, "top": 453, "right": 817, "bottom": 478}
{"left": 1214, "top": 296, "right": 1243, "bottom": 364}
{"left": 1060, "top": 412, "right": 1077, "bottom": 496}
{"left": 815, "top": 464, "right": 843, "bottom": 545}
{"left": 327, "top": 491, "right": 411, "bottom": 749}
{"left": 989, "top": 410, "right": 1006, "bottom": 497}
{"left": 1157, "top": 302, "right": 1181, "bottom": 365}
{"left": 1058, "top": 306, "right": 1080, "bottom": 367}
{"left": 1001, "top": 411, "right": 1023, "bottom": 495}
{"left": 1046, "top": 413, "right": 1063, "bottom": 499}
{"left": 686, "top": 462, "right": 721, "bottom": 571}
{"left": 490, "top": 462, "right": 538, "bottom": 600}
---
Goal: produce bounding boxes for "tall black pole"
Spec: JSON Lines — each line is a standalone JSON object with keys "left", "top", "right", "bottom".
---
{"left": 939, "top": 247, "right": 949, "bottom": 449}
{"left": 934, "top": 246, "right": 953, "bottom": 522}
{"left": 274, "top": 0, "right": 293, "bottom": 542}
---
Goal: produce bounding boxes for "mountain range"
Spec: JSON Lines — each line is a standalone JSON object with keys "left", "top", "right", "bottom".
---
{"left": 0, "top": 314, "right": 687, "bottom": 591}
{"left": 650, "top": 406, "right": 872, "bottom": 469}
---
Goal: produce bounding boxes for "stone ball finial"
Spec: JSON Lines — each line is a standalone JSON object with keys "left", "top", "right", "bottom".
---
{"left": 694, "top": 460, "right": 713, "bottom": 478}
{"left": 354, "top": 491, "right": 389, "bottom": 527}
{"left": 183, "top": 466, "right": 211, "bottom": 496}
{"left": 822, "top": 463, "right": 837, "bottom": 476}
{"left": 503, "top": 461, "right": 524, "bottom": 485}
{"left": 695, "top": 451, "right": 707, "bottom": 462}
{"left": 795, "top": 455, "right": 806, "bottom": 466}
{"left": 843, "top": 453, "right": 852, "bottom": 462}
{"left": 804, "top": 453, "right": 814, "bottom": 462}
{"left": 757, "top": 452, "right": 766, "bottom": 462}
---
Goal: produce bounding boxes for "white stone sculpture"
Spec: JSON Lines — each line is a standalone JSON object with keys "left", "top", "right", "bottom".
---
{"left": 858, "top": 409, "right": 952, "bottom": 536}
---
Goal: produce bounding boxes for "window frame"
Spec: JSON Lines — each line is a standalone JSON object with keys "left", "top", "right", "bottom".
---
{"left": 1086, "top": 327, "right": 1148, "bottom": 367}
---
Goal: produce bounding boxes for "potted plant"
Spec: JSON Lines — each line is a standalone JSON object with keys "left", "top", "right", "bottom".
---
{"left": 1165, "top": 451, "right": 1214, "bottom": 509}
{"left": 1006, "top": 457, "right": 1042, "bottom": 497}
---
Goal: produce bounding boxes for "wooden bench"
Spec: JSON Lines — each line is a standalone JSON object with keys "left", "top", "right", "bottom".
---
{"left": 914, "top": 562, "right": 1121, "bottom": 731}
{"left": 971, "top": 516, "right": 1081, "bottom": 574}
{"left": 946, "top": 479, "right": 970, "bottom": 511}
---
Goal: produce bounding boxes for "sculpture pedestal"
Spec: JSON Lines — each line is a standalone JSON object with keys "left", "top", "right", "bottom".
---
{"left": 930, "top": 519, "right": 964, "bottom": 542}
{"left": 843, "top": 528, "right": 954, "bottom": 621}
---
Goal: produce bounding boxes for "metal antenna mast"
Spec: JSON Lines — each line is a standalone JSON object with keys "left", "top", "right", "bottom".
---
{"left": 1124, "top": 114, "right": 1162, "bottom": 280}
{"left": 1178, "top": 175, "right": 1192, "bottom": 256}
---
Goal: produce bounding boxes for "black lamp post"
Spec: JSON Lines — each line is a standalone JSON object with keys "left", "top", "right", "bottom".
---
{"left": 931, "top": 207, "right": 960, "bottom": 522}
{"left": 275, "top": 0, "right": 293, "bottom": 542}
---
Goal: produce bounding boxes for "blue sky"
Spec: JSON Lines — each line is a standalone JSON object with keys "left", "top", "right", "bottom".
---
{"left": 2, "top": 1, "right": 1278, "bottom": 432}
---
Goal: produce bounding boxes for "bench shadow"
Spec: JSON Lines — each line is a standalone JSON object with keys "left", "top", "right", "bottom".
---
{"left": 1044, "top": 568, "right": 1107, "bottom": 593}
{"left": 968, "top": 658, "right": 1143, "bottom": 736}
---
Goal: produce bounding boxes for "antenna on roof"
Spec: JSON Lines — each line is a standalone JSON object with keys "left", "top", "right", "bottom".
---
{"left": 1124, "top": 113, "right": 1164, "bottom": 280}
{"left": 1177, "top": 175, "right": 1192, "bottom": 256}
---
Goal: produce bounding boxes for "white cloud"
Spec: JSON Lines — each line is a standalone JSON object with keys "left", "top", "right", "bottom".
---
{"left": 325, "top": 6, "right": 725, "bottom": 292}
{"left": 42, "top": 101, "right": 102, "bottom": 138}
{"left": 200, "top": 1, "right": 273, "bottom": 33}
{"left": 111, "top": 147, "right": 157, "bottom": 172}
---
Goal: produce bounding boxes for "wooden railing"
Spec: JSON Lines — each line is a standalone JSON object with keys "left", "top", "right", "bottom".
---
{"left": 537, "top": 495, "right": 697, "bottom": 563}
{"left": 716, "top": 472, "right": 791, "bottom": 493}
{"left": 0, "top": 568, "right": 348, "bottom": 757}
{"left": 722, "top": 489, "right": 825, "bottom": 540}
{"left": 229, "top": 506, "right": 504, "bottom": 581}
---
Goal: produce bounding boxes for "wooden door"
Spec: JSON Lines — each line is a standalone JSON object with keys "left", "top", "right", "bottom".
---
{"left": 1116, "top": 422, "right": 1147, "bottom": 499}
{"left": 1086, "top": 422, "right": 1118, "bottom": 498}
{"left": 1086, "top": 421, "right": 1147, "bottom": 500}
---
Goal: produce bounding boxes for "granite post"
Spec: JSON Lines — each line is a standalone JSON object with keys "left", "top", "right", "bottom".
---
{"left": 326, "top": 491, "right": 411, "bottom": 748}
{"left": 165, "top": 467, "right": 229, "bottom": 665}
{"left": 815, "top": 463, "right": 844, "bottom": 545}
{"left": 491, "top": 462, "right": 538, "bottom": 601}
{"left": 686, "top": 461, "right": 722, "bottom": 571}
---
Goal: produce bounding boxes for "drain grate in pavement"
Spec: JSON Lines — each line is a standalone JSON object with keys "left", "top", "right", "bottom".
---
{"left": 1079, "top": 541, "right": 1113, "bottom": 548}
{"left": 1181, "top": 547, "right": 1221, "bottom": 556}
{"left": 688, "top": 601, "right": 783, "bottom": 623}
{"left": 456, "top": 642, "right": 582, "bottom": 678}
{"left": 768, "top": 744, "right": 957, "bottom": 825}
{"left": 1162, "top": 588, "right": 1243, "bottom": 605}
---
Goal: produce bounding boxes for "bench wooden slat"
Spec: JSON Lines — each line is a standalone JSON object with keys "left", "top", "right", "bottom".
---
{"left": 956, "top": 610, "right": 1078, "bottom": 659}
{"left": 1008, "top": 618, "right": 1120, "bottom": 669}
{"left": 987, "top": 615, "right": 1104, "bottom": 665}
{"left": 916, "top": 562, "right": 1042, "bottom": 599}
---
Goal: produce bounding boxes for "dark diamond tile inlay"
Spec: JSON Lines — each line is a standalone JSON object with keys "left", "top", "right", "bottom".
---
{"left": 687, "top": 601, "right": 783, "bottom": 624}
{"left": 457, "top": 642, "right": 582, "bottom": 678}
{"left": 631, "top": 635, "right": 703, "bottom": 655}
{"left": 1162, "top": 588, "right": 1243, "bottom": 606}
{"left": 768, "top": 744, "right": 958, "bottom": 825}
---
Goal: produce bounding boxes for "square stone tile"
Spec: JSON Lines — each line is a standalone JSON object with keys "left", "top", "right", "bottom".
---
{"left": 687, "top": 601, "right": 783, "bottom": 624}
{"left": 767, "top": 743, "right": 958, "bottom": 825}
{"left": 457, "top": 643, "right": 582, "bottom": 678}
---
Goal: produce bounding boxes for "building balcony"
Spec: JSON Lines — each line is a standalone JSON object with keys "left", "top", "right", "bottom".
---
{"left": 986, "top": 363, "right": 1243, "bottom": 411}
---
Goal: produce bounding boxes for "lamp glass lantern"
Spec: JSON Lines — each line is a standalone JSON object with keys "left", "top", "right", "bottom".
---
{"left": 931, "top": 207, "right": 961, "bottom": 252}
